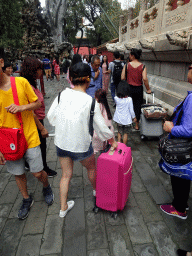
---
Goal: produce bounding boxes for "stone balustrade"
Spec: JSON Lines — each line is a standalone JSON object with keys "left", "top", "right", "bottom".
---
{"left": 107, "top": 0, "right": 192, "bottom": 114}
{"left": 119, "top": 0, "right": 192, "bottom": 45}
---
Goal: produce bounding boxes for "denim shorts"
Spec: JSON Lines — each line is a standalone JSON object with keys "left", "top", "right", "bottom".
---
{"left": 56, "top": 143, "right": 93, "bottom": 161}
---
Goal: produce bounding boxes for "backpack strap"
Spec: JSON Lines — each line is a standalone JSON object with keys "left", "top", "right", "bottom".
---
{"left": 89, "top": 98, "right": 95, "bottom": 137}
{"left": 58, "top": 92, "right": 61, "bottom": 104}
{"left": 143, "top": 65, "right": 146, "bottom": 71}
{"left": 10, "top": 77, "right": 24, "bottom": 130}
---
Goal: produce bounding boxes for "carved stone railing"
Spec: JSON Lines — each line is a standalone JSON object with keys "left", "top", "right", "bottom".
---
{"left": 127, "top": 17, "right": 140, "bottom": 41}
{"left": 141, "top": 3, "right": 161, "bottom": 39}
{"left": 112, "top": 0, "right": 192, "bottom": 50}
{"left": 161, "top": 0, "right": 191, "bottom": 34}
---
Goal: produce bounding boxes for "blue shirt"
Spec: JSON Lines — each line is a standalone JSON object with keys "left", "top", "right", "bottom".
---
{"left": 171, "top": 91, "right": 192, "bottom": 138}
{"left": 43, "top": 58, "right": 51, "bottom": 69}
{"left": 86, "top": 65, "right": 102, "bottom": 98}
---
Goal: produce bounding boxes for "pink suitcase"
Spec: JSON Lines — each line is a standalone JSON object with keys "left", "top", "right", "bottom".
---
{"left": 95, "top": 143, "right": 132, "bottom": 215}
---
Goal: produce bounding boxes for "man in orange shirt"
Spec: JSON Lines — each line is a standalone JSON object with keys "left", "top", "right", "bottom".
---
{"left": 0, "top": 49, "right": 54, "bottom": 220}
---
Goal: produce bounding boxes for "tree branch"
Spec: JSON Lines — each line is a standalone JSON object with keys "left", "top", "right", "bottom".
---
{"left": 46, "top": 0, "right": 54, "bottom": 27}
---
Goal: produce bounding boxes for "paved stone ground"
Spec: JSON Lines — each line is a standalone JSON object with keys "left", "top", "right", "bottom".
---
{"left": 0, "top": 75, "right": 192, "bottom": 256}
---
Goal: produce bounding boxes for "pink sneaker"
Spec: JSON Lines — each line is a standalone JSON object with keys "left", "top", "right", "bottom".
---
{"left": 160, "top": 204, "right": 187, "bottom": 220}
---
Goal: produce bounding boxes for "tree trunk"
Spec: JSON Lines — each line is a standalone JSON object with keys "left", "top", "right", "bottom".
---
{"left": 46, "top": 0, "right": 67, "bottom": 51}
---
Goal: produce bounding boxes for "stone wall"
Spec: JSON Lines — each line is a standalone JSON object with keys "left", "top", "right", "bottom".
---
{"left": 107, "top": 0, "right": 192, "bottom": 113}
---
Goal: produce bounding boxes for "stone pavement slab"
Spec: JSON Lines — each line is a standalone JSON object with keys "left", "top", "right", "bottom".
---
{"left": 16, "top": 234, "right": 42, "bottom": 256}
{"left": 63, "top": 198, "right": 86, "bottom": 256}
{"left": 40, "top": 214, "right": 64, "bottom": 255}
{"left": 0, "top": 76, "right": 192, "bottom": 256}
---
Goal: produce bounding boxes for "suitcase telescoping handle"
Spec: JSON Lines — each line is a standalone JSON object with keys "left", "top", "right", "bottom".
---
{"left": 124, "top": 157, "right": 133, "bottom": 175}
{"left": 146, "top": 92, "right": 154, "bottom": 104}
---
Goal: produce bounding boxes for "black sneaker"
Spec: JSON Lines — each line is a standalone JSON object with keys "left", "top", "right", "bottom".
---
{"left": 43, "top": 184, "right": 54, "bottom": 205}
{"left": 45, "top": 168, "right": 57, "bottom": 178}
{"left": 18, "top": 195, "right": 34, "bottom": 220}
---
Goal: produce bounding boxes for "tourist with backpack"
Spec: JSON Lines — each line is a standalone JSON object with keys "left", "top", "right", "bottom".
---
{"left": 106, "top": 51, "right": 124, "bottom": 105}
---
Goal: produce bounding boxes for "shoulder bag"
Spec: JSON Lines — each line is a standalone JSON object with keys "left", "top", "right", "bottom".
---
{"left": 159, "top": 96, "right": 192, "bottom": 164}
{"left": 0, "top": 77, "right": 28, "bottom": 161}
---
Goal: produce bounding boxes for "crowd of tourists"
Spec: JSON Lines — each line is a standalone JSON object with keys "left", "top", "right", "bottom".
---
{"left": 0, "top": 48, "right": 192, "bottom": 256}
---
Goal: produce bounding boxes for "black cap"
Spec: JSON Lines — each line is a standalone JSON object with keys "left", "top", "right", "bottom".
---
{"left": 71, "top": 62, "right": 91, "bottom": 78}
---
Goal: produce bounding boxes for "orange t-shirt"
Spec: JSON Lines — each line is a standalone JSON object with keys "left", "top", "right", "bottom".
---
{"left": 0, "top": 77, "right": 40, "bottom": 148}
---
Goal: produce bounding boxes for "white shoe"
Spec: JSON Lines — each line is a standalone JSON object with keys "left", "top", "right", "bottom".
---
{"left": 93, "top": 190, "right": 96, "bottom": 197}
{"left": 59, "top": 201, "right": 75, "bottom": 218}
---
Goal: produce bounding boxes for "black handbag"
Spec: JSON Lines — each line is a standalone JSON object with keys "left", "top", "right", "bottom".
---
{"left": 159, "top": 135, "right": 192, "bottom": 164}
{"left": 159, "top": 96, "right": 192, "bottom": 164}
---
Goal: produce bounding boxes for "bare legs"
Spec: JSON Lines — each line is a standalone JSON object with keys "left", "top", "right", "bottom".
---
{"left": 135, "top": 120, "right": 139, "bottom": 130}
{"left": 117, "top": 132, "right": 128, "bottom": 145}
{"left": 80, "top": 154, "right": 96, "bottom": 190}
{"left": 15, "top": 170, "right": 49, "bottom": 199}
{"left": 56, "top": 75, "right": 60, "bottom": 81}
{"left": 59, "top": 157, "right": 74, "bottom": 211}
{"left": 15, "top": 174, "right": 29, "bottom": 199}
{"left": 59, "top": 154, "right": 96, "bottom": 211}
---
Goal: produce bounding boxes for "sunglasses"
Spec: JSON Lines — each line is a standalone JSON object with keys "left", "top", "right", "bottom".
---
{"left": 189, "top": 66, "right": 192, "bottom": 70}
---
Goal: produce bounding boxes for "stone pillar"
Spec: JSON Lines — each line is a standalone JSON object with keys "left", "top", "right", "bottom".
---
{"left": 177, "top": 0, "right": 185, "bottom": 7}
{"left": 128, "top": 8, "right": 133, "bottom": 21}
{"left": 140, "top": 0, "right": 147, "bottom": 10}
{"left": 119, "top": 15, "right": 124, "bottom": 27}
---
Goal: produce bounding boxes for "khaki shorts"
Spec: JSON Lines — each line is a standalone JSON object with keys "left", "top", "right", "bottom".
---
{"left": 117, "top": 123, "right": 132, "bottom": 136}
{"left": 6, "top": 146, "right": 43, "bottom": 175}
{"left": 44, "top": 69, "right": 51, "bottom": 76}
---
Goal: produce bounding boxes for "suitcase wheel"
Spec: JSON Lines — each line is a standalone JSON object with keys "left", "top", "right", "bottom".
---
{"left": 140, "top": 135, "right": 145, "bottom": 140}
{"left": 93, "top": 206, "right": 99, "bottom": 214}
{"left": 110, "top": 212, "right": 118, "bottom": 219}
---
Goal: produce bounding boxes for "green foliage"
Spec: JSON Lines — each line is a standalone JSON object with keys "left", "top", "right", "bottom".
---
{"left": 0, "top": 0, "right": 26, "bottom": 49}
{"left": 133, "top": 0, "right": 140, "bottom": 18}
{"left": 63, "top": 0, "right": 123, "bottom": 47}
{"left": 63, "top": 0, "right": 85, "bottom": 44}
{"left": 84, "top": 0, "right": 122, "bottom": 46}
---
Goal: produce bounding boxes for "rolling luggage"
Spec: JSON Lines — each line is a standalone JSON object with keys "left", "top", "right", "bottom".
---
{"left": 140, "top": 93, "right": 164, "bottom": 140}
{"left": 94, "top": 143, "right": 132, "bottom": 218}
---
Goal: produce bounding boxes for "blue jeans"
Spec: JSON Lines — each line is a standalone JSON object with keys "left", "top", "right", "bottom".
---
{"left": 110, "top": 82, "right": 116, "bottom": 102}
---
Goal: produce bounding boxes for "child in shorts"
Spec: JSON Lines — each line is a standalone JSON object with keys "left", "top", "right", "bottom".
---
{"left": 113, "top": 80, "right": 136, "bottom": 145}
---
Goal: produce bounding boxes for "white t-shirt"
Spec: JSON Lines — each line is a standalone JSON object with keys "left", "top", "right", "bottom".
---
{"left": 47, "top": 88, "right": 113, "bottom": 152}
{"left": 113, "top": 96, "right": 135, "bottom": 125}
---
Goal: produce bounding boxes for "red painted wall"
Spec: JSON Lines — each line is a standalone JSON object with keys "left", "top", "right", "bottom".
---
{"left": 73, "top": 47, "right": 97, "bottom": 56}
{"left": 101, "top": 50, "right": 114, "bottom": 63}
{"left": 172, "top": 0, "right": 190, "bottom": 10}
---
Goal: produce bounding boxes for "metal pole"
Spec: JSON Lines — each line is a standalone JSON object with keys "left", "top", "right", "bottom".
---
{"left": 94, "top": 0, "right": 119, "bottom": 35}
{"left": 86, "top": 0, "right": 116, "bottom": 38}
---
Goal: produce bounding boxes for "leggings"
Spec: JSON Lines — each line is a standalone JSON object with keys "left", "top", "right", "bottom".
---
{"left": 129, "top": 85, "right": 143, "bottom": 121}
{"left": 171, "top": 175, "right": 191, "bottom": 213}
